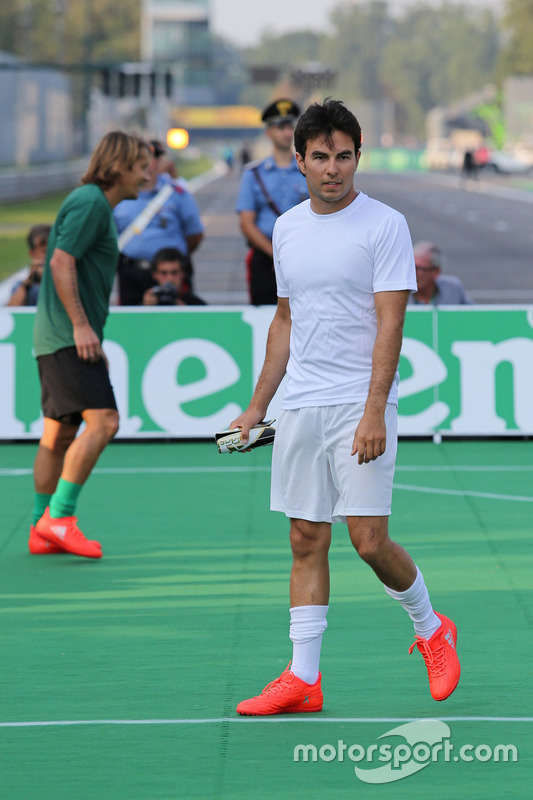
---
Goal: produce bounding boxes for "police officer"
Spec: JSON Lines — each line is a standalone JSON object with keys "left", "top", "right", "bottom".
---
{"left": 237, "top": 99, "right": 308, "bottom": 305}
{"left": 113, "top": 140, "right": 204, "bottom": 304}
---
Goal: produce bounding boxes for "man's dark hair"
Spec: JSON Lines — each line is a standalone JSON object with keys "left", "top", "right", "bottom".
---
{"left": 27, "top": 223, "right": 52, "bottom": 250}
{"left": 151, "top": 246, "right": 187, "bottom": 274}
{"left": 294, "top": 99, "right": 362, "bottom": 159}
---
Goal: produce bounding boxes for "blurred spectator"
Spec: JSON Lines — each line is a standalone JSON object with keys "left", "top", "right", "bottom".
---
{"left": 461, "top": 149, "right": 478, "bottom": 182}
{"left": 142, "top": 247, "right": 206, "bottom": 307}
{"left": 409, "top": 241, "right": 473, "bottom": 306}
{"left": 113, "top": 140, "right": 204, "bottom": 304}
{"left": 7, "top": 224, "right": 51, "bottom": 307}
{"left": 240, "top": 143, "right": 252, "bottom": 170}
{"left": 152, "top": 138, "right": 189, "bottom": 190}
{"left": 222, "top": 144, "right": 235, "bottom": 171}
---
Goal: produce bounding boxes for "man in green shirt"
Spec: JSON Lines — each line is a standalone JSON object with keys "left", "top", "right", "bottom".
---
{"left": 30, "top": 131, "right": 150, "bottom": 558}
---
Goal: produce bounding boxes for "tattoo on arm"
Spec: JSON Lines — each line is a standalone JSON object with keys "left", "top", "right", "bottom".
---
{"left": 67, "top": 258, "right": 88, "bottom": 324}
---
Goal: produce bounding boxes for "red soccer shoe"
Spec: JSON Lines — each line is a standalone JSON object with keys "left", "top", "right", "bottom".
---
{"left": 35, "top": 508, "right": 102, "bottom": 559}
{"left": 237, "top": 664, "right": 323, "bottom": 716}
{"left": 409, "top": 612, "right": 460, "bottom": 701}
{"left": 28, "top": 525, "right": 65, "bottom": 554}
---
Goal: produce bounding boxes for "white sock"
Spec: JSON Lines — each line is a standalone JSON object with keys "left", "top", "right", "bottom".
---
{"left": 384, "top": 567, "right": 440, "bottom": 640}
{"left": 289, "top": 605, "right": 329, "bottom": 685}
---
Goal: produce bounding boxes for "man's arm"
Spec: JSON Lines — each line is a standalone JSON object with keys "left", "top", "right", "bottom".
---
{"left": 352, "top": 290, "right": 410, "bottom": 464}
{"left": 230, "top": 296, "right": 291, "bottom": 443}
{"left": 186, "top": 232, "right": 204, "bottom": 254}
{"left": 6, "top": 279, "right": 30, "bottom": 307}
{"left": 239, "top": 211, "right": 274, "bottom": 258}
{"left": 49, "top": 248, "right": 102, "bottom": 362}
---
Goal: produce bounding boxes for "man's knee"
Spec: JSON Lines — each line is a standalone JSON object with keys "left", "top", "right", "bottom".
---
{"left": 101, "top": 410, "right": 120, "bottom": 442}
{"left": 40, "top": 420, "right": 79, "bottom": 454}
{"left": 290, "top": 519, "right": 331, "bottom": 560}
{"left": 348, "top": 517, "right": 390, "bottom": 566}
{"left": 84, "top": 409, "right": 120, "bottom": 443}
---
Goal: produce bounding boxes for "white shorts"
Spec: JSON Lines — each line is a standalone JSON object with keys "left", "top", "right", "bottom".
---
{"left": 270, "top": 403, "right": 397, "bottom": 524}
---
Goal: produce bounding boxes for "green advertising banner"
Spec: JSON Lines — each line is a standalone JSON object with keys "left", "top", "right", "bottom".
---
{"left": 1, "top": 305, "right": 532, "bottom": 439}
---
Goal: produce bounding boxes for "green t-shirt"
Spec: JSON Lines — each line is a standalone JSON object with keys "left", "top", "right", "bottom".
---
{"left": 33, "top": 183, "right": 119, "bottom": 357}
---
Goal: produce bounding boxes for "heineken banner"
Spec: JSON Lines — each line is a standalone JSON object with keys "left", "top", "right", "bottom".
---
{"left": 1, "top": 305, "right": 533, "bottom": 439}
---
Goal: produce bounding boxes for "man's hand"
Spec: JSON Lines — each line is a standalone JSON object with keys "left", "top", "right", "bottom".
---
{"left": 351, "top": 408, "right": 386, "bottom": 465}
{"left": 73, "top": 322, "right": 102, "bottom": 363}
{"left": 230, "top": 406, "right": 267, "bottom": 446}
{"left": 142, "top": 288, "right": 158, "bottom": 305}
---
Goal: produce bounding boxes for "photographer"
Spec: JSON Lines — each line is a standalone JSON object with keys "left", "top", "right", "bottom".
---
{"left": 142, "top": 247, "right": 206, "bottom": 307}
{"left": 114, "top": 139, "right": 204, "bottom": 305}
{"left": 7, "top": 224, "right": 51, "bottom": 307}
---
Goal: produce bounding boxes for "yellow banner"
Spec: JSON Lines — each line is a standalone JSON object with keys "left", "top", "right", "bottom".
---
{"left": 170, "top": 106, "right": 262, "bottom": 129}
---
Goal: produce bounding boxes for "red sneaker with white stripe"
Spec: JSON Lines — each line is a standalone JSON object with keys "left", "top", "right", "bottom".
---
{"left": 35, "top": 508, "right": 102, "bottom": 559}
{"left": 409, "top": 612, "right": 460, "bottom": 701}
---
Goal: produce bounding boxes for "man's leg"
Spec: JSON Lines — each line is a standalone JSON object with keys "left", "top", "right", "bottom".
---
{"left": 249, "top": 250, "right": 277, "bottom": 305}
{"left": 29, "top": 417, "right": 80, "bottom": 554}
{"left": 35, "top": 409, "right": 119, "bottom": 558}
{"left": 347, "top": 515, "right": 460, "bottom": 701}
{"left": 33, "top": 417, "right": 79, "bottom": 523}
{"left": 60, "top": 408, "right": 119, "bottom": 487}
{"left": 347, "top": 515, "right": 438, "bottom": 633}
{"left": 289, "top": 519, "right": 331, "bottom": 684}
{"left": 47, "top": 408, "right": 119, "bottom": 519}
{"left": 236, "top": 518, "right": 330, "bottom": 715}
{"left": 347, "top": 515, "right": 416, "bottom": 591}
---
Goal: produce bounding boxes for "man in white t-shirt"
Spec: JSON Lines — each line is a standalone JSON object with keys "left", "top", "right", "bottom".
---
{"left": 231, "top": 100, "right": 460, "bottom": 716}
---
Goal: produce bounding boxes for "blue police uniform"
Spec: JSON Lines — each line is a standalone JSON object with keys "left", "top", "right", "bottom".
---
{"left": 114, "top": 175, "right": 203, "bottom": 261}
{"left": 113, "top": 175, "right": 204, "bottom": 304}
{"left": 236, "top": 156, "right": 308, "bottom": 241}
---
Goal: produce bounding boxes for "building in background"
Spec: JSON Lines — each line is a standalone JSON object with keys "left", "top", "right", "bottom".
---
{"left": 141, "top": 0, "right": 213, "bottom": 105}
{"left": 0, "top": 51, "right": 74, "bottom": 167}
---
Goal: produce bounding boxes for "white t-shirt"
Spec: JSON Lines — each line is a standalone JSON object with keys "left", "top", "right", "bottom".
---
{"left": 273, "top": 192, "right": 417, "bottom": 409}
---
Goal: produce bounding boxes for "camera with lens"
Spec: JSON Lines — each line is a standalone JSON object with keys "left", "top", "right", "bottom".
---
{"left": 152, "top": 281, "right": 179, "bottom": 305}
{"left": 28, "top": 268, "right": 42, "bottom": 285}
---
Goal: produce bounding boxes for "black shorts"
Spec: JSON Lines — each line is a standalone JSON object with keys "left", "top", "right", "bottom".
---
{"left": 37, "top": 346, "right": 117, "bottom": 426}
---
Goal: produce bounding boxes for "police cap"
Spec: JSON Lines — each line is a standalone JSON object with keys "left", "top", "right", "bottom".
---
{"left": 149, "top": 139, "right": 166, "bottom": 158}
{"left": 261, "top": 99, "right": 300, "bottom": 126}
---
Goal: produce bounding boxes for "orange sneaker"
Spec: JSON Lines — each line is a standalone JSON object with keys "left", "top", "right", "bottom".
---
{"left": 409, "top": 612, "right": 460, "bottom": 701}
{"left": 35, "top": 508, "right": 102, "bottom": 559}
{"left": 28, "top": 526, "right": 65, "bottom": 555}
{"left": 236, "top": 663, "right": 323, "bottom": 716}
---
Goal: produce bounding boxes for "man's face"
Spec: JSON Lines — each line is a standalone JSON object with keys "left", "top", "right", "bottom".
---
{"left": 266, "top": 121, "right": 295, "bottom": 152}
{"left": 153, "top": 260, "right": 184, "bottom": 290}
{"left": 121, "top": 153, "right": 151, "bottom": 199}
{"left": 414, "top": 252, "right": 440, "bottom": 293}
{"left": 295, "top": 130, "right": 360, "bottom": 214}
{"left": 147, "top": 154, "right": 161, "bottom": 185}
{"left": 29, "top": 237, "right": 48, "bottom": 274}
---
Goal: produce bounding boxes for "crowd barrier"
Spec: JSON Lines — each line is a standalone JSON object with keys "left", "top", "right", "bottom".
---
{"left": 1, "top": 305, "right": 532, "bottom": 439}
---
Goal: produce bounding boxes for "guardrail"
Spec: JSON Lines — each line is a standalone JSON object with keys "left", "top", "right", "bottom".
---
{"left": 0, "top": 159, "right": 88, "bottom": 204}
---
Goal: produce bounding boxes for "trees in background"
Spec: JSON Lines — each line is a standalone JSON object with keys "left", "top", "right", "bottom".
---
{"left": 244, "top": 1, "right": 503, "bottom": 139}
{"left": 498, "top": 0, "right": 533, "bottom": 76}
{"left": 378, "top": 4, "right": 500, "bottom": 137}
{"left": 0, "top": 0, "right": 139, "bottom": 64}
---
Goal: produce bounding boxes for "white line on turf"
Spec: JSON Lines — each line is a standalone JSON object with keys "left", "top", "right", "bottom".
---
{"left": 2, "top": 465, "right": 533, "bottom": 478}
{"left": 394, "top": 483, "right": 533, "bottom": 503}
{"left": 0, "top": 466, "right": 271, "bottom": 476}
{"left": 1, "top": 467, "right": 532, "bottom": 503}
{"left": 0, "top": 716, "right": 531, "bottom": 728}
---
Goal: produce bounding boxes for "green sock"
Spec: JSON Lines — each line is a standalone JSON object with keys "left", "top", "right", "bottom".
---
{"left": 49, "top": 479, "right": 83, "bottom": 519}
{"left": 33, "top": 492, "right": 52, "bottom": 526}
